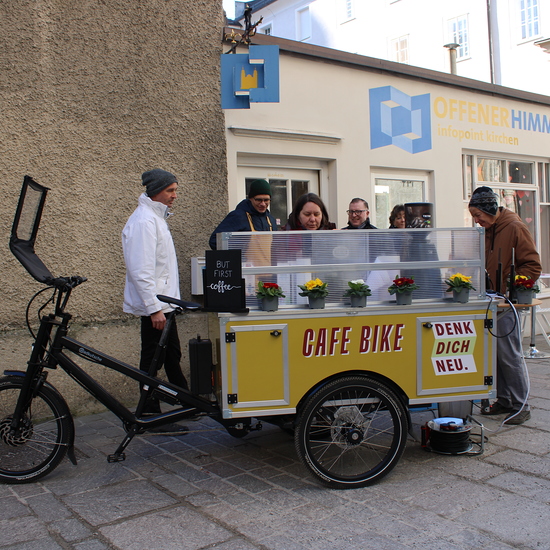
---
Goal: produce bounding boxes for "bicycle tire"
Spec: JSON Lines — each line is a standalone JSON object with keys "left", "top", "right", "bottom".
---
{"left": 0, "top": 376, "right": 73, "bottom": 484}
{"left": 295, "top": 375, "right": 408, "bottom": 489}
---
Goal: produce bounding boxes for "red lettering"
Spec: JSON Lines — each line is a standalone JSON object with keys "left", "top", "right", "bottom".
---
{"left": 445, "top": 322, "right": 453, "bottom": 335}
{"left": 303, "top": 329, "right": 314, "bottom": 357}
{"left": 315, "top": 328, "right": 327, "bottom": 357}
{"left": 435, "top": 323, "right": 445, "bottom": 336}
{"left": 359, "top": 326, "right": 371, "bottom": 353}
{"left": 446, "top": 359, "right": 455, "bottom": 371}
{"left": 329, "top": 327, "right": 341, "bottom": 356}
{"left": 380, "top": 325, "right": 393, "bottom": 352}
{"left": 436, "top": 341, "right": 445, "bottom": 355}
{"left": 372, "top": 325, "right": 379, "bottom": 353}
{"left": 461, "top": 340, "right": 470, "bottom": 353}
{"left": 341, "top": 327, "right": 351, "bottom": 355}
{"left": 435, "top": 359, "right": 447, "bottom": 372}
{"left": 464, "top": 322, "right": 474, "bottom": 335}
{"left": 451, "top": 341, "right": 460, "bottom": 353}
{"left": 455, "top": 358, "right": 464, "bottom": 371}
{"left": 452, "top": 322, "right": 463, "bottom": 335}
{"left": 394, "top": 324, "right": 404, "bottom": 351}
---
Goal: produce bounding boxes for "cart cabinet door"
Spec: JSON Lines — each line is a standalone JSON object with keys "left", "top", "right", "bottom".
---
{"left": 225, "top": 323, "right": 290, "bottom": 410}
{"left": 417, "top": 314, "right": 493, "bottom": 397}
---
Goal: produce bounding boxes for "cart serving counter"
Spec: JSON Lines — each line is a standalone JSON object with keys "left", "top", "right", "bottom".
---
{"left": 207, "top": 227, "right": 496, "bottom": 487}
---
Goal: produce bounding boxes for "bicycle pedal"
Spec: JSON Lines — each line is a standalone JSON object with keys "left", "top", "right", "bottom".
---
{"left": 107, "top": 452, "right": 126, "bottom": 463}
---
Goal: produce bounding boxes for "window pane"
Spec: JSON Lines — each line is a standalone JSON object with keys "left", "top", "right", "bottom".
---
{"left": 268, "top": 179, "right": 287, "bottom": 227}
{"left": 464, "top": 154, "right": 473, "bottom": 200}
{"left": 291, "top": 180, "right": 309, "bottom": 208}
{"left": 477, "top": 159, "right": 506, "bottom": 182}
{"left": 541, "top": 205, "right": 550, "bottom": 274}
{"left": 508, "top": 161, "right": 533, "bottom": 183}
{"left": 374, "top": 178, "right": 423, "bottom": 228}
{"left": 496, "top": 188, "right": 537, "bottom": 239}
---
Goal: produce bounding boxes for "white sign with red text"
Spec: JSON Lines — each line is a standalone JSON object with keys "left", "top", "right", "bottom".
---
{"left": 431, "top": 320, "right": 477, "bottom": 376}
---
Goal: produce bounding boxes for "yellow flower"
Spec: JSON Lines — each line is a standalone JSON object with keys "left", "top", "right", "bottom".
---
{"left": 305, "top": 278, "right": 323, "bottom": 290}
{"left": 449, "top": 273, "right": 472, "bottom": 283}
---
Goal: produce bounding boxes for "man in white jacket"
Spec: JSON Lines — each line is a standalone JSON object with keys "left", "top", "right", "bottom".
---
{"left": 122, "top": 169, "right": 188, "bottom": 415}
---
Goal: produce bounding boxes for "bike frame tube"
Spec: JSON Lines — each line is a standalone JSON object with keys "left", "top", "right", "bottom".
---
{"left": 11, "top": 308, "right": 220, "bottom": 433}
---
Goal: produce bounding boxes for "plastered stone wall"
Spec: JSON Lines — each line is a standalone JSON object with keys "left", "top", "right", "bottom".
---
{"left": 0, "top": 1, "right": 227, "bottom": 414}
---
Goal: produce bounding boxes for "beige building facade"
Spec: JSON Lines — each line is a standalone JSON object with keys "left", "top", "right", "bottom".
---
{"left": 1, "top": 1, "right": 227, "bottom": 413}
{"left": 223, "top": 34, "right": 550, "bottom": 277}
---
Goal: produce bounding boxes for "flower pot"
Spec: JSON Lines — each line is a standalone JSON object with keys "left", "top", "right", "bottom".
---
{"left": 515, "top": 289, "right": 534, "bottom": 305}
{"left": 395, "top": 291, "right": 413, "bottom": 306}
{"left": 308, "top": 296, "right": 326, "bottom": 309}
{"left": 350, "top": 295, "right": 367, "bottom": 308}
{"left": 452, "top": 288, "right": 470, "bottom": 303}
{"left": 261, "top": 296, "right": 279, "bottom": 311}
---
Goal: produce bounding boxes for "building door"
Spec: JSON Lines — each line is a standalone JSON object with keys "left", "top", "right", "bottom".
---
{"left": 372, "top": 173, "right": 428, "bottom": 228}
{"left": 240, "top": 167, "right": 320, "bottom": 227}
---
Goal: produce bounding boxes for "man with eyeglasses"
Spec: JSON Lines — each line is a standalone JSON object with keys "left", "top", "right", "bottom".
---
{"left": 209, "top": 179, "right": 277, "bottom": 249}
{"left": 342, "top": 198, "right": 377, "bottom": 230}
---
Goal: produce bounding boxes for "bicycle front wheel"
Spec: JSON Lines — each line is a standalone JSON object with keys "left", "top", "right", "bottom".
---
{"left": 295, "top": 376, "right": 408, "bottom": 489}
{"left": 0, "top": 376, "right": 73, "bottom": 484}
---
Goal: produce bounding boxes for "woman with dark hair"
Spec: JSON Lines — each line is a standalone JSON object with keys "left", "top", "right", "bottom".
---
{"left": 389, "top": 204, "right": 406, "bottom": 228}
{"left": 283, "top": 193, "right": 336, "bottom": 230}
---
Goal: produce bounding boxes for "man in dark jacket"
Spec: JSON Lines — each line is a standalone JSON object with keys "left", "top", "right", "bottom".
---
{"left": 209, "top": 179, "right": 277, "bottom": 249}
{"left": 469, "top": 185, "right": 541, "bottom": 425}
{"left": 341, "top": 198, "right": 377, "bottom": 230}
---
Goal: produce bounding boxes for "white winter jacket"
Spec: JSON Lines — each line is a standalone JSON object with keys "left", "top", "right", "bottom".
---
{"left": 122, "top": 193, "right": 180, "bottom": 316}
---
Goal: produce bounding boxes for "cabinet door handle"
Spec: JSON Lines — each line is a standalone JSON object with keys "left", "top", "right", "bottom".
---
{"left": 270, "top": 330, "right": 281, "bottom": 337}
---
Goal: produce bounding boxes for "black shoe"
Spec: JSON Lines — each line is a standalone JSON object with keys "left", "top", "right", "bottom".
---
{"left": 481, "top": 402, "right": 513, "bottom": 415}
{"left": 504, "top": 410, "right": 531, "bottom": 425}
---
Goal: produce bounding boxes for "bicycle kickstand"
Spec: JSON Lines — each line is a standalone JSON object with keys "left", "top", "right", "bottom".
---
{"left": 107, "top": 425, "right": 140, "bottom": 463}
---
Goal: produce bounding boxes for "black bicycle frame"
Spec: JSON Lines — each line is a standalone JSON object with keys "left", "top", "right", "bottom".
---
{"left": 11, "top": 302, "right": 220, "bottom": 435}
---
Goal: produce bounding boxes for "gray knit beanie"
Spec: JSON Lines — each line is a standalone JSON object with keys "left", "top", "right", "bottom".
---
{"left": 469, "top": 186, "right": 499, "bottom": 216}
{"left": 142, "top": 169, "right": 178, "bottom": 197}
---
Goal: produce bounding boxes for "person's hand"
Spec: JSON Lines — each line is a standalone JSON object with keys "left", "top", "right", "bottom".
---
{"left": 150, "top": 310, "right": 166, "bottom": 331}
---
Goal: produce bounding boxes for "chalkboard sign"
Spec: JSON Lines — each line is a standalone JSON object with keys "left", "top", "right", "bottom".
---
{"left": 203, "top": 249, "right": 248, "bottom": 312}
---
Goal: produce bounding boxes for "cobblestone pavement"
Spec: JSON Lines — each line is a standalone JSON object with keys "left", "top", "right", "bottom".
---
{"left": 1, "top": 339, "right": 550, "bottom": 550}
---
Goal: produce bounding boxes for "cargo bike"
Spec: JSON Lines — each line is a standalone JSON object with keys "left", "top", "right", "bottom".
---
{"left": 0, "top": 177, "right": 496, "bottom": 488}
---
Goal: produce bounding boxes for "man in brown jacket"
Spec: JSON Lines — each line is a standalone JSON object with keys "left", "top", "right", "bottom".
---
{"left": 469, "top": 186, "right": 541, "bottom": 424}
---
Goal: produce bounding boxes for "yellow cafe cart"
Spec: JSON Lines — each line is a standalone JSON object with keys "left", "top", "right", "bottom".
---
{"left": 202, "top": 227, "right": 497, "bottom": 488}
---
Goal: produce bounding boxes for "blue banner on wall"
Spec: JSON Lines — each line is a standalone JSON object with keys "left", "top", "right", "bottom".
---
{"left": 221, "top": 45, "right": 280, "bottom": 109}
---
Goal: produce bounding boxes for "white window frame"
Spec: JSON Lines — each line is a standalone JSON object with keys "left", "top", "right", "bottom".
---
{"left": 261, "top": 23, "right": 272, "bottom": 35}
{"left": 340, "top": 0, "right": 355, "bottom": 23}
{"left": 296, "top": 6, "right": 312, "bottom": 41}
{"left": 390, "top": 35, "right": 409, "bottom": 64}
{"left": 519, "top": 0, "right": 540, "bottom": 41}
{"left": 448, "top": 14, "right": 470, "bottom": 60}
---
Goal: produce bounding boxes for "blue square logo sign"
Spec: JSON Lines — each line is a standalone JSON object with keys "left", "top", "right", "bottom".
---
{"left": 221, "top": 45, "right": 280, "bottom": 110}
{"left": 370, "top": 86, "right": 432, "bottom": 154}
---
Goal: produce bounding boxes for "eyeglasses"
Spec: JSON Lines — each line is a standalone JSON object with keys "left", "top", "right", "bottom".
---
{"left": 347, "top": 209, "right": 367, "bottom": 215}
{"left": 252, "top": 198, "right": 271, "bottom": 204}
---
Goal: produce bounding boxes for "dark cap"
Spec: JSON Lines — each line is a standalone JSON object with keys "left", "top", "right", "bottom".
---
{"left": 142, "top": 169, "right": 178, "bottom": 197}
{"left": 248, "top": 179, "right": 271, "bottom": 198}
{"left": 469, "top": 186, "right": 498, "bottom": 216}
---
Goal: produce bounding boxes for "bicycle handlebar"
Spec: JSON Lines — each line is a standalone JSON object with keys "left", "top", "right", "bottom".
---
{"left": 46, "top": 276, "right": 88, "bottom": 290}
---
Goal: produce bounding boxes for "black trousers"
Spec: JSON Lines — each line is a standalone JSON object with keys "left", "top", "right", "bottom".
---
{"left": 140, "top": 313, "right": 188, "bottom": 413}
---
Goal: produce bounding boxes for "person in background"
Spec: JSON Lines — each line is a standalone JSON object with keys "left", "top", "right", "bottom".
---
{"left": 122, "top": 169, "right": 188, "bottom": 428}
{"left": 469, "top": 185, "right": 541, "bottom": 425}
{"left": 342, "top": 198, "right": 377, "bottom": 230}
{"left": 209, "top": 179, "right": 277, "bottom": 250}
{"left": 283, "top": 193, "right": 336, "bottom": 230}
{"left": 389, "top": 204, "right": 406, "bottom": 228}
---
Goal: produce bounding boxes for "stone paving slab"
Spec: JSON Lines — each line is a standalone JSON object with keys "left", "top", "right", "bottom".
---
{"left": 1, "top": 339, "right": 550, "bottom": 550}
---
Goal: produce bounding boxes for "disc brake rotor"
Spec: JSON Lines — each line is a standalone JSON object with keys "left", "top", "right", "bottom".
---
{"left": 0, "top": 416, "right": 34, "bottom": 447}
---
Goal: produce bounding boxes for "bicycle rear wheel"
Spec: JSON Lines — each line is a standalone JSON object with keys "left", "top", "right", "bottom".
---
{"left": 295, "top": 375, "right": 408, "bottom": 489}
{"left": 0, "top": 376, "right": 73, "bottom": 483}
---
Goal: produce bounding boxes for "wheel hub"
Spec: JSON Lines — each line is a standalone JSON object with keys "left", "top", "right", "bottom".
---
{"left": 331, "top": 406, "right": 367, "bottom": 448}
{"left": 0, "top": 416, "right": 34, "bottom": 447}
